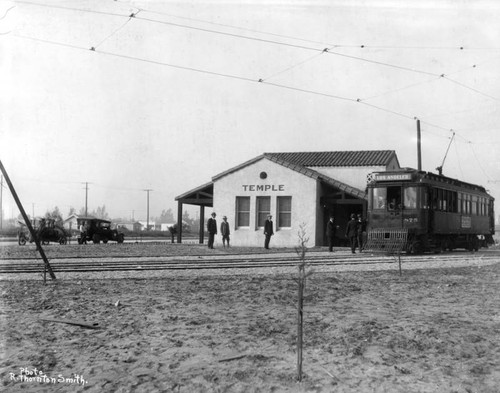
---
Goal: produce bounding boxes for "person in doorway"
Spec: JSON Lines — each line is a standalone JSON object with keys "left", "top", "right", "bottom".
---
{"left": 345, "top": 213, "right": 358, "bottom": 254}
{"left": 264, "top": 214, "right": 274, "bottom": 249}
{"left": 326, "top": 216, "right": 337, "bottom": 252}
{"left": 357, "top": 214, "right": 367, "bottom": 252}
{"left": 207, "top": 212, "right": 217, "bottom": 249}
{"left": 220, "top": 215, "right": 230, "bottom": 248}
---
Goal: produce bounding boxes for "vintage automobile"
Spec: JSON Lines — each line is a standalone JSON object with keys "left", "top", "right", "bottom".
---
{"left": 18, "top": 218, "right": 69, "bottom": 245}
{"left": 77, "top": 217, "right": 125, "bottom": 244}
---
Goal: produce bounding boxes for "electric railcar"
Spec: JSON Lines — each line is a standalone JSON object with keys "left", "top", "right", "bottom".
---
{"left": 366, "top": 169, "right": 495, "bottom": 253}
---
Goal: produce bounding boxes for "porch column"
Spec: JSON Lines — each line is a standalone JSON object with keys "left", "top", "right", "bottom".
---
{"left": 199, "top": 205, "right": 205, "bottom": 244}
{"left": 177, "top": 201, "right": 183, "bottom": 243}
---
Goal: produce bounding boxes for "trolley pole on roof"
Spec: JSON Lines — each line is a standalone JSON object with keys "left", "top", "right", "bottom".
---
{"left": 0, "top": 160, "right": 56, "bottom": 281}
{"left": 416, "top": 119, "right": 422, "bottom": 171}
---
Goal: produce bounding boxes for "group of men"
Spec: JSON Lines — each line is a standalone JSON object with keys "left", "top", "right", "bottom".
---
{"left": 327, "top": 213, "right": 367, "bottom": 253}
{"left": 206, "top": 212, "right": 274, "bottom": 249}
{"left": 207, "top": 211, "right": 366, "bottom": 252}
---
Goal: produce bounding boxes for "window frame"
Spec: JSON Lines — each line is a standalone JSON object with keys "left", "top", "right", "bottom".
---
{"left": 235, "top": 196, "right": 251, "bottom": 229}
{"left": 256, "top": 196, "right": 271, "bottom": 229}
{"left": 277, "top": 196, "right": 292, "bottom": 229}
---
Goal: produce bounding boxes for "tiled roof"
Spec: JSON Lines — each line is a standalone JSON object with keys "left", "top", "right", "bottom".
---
{"left": 264, "top": 150, "right": 396, "bottom": 167}
{"left": 264, "top": 154, "right": 366, "bottom": 199}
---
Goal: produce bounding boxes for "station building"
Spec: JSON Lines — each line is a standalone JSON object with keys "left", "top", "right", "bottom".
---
{"left": 175, "top": 150, "right": 401, "bottom": 247}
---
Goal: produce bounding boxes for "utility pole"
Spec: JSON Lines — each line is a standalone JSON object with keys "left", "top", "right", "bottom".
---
{"left": 416, "top": 118, "right": 422, "bottom": 171}
{"left": 143, "top": 189, "right": 153, "bottom": 230}
{"left": 82, "top": 182, "right": 90, "bottom": 216}
{"left": 0, "top": 174, "right": 3, "bottom": 230}
{"left": 0, "top": 160, "right": 56, "bottom": 280}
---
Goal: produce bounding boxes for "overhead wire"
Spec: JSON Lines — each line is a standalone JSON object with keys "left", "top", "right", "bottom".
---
{"left": 13, "top": 0, "right": 500, "bottom": 104}
{"left": 0, "top": 5, "right": 15, "bottom": 21}
{"left": 92, "top": 9, "right": 140, "bottom": 50}
{"left": 259, "top": 50, "right": 326, "bottom": 82}
{"left": 12, "top": 32, "right": 487, "bottom": 147}
{"left": 9, "top": 3, "right": 499, "bottom": 156}
{"left": 469, "top": 144, "right": 493, "bottom": 181}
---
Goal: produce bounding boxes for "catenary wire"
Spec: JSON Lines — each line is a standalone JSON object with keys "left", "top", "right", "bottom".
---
{"left": 0, "top": 5, "right": 15, "bottom": 21}
{"left": 93, "top": 9, "right": 140, "bottom": 49}
{"left": 14, "top": 0, "right": 500, "bottom": 103}
{"left": 12, "top": 33, "right": 485, "bottom": 145}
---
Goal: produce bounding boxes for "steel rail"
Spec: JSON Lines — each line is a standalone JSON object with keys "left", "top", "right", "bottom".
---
{"left": 1, "top": 253, "right": 497, "bottom": 274}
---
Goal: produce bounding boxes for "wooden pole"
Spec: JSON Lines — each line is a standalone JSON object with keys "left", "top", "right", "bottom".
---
{"left": 297, "top": 269, "right": 304, "bottom": 382}
{"left": 416, "top": 119, "right": 422, "bottom": 171}
{"left": 0, "top": 160, "right": 56, "bottom": 280}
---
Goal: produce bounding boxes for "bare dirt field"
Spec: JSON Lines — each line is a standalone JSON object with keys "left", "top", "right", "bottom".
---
{"left": 1, "top": 243, "right": 500, "bottom": 392}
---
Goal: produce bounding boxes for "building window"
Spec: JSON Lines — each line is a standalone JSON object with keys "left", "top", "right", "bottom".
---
{"left": 277, "top": 196, "right": 292, "bottom": 228}
{"left": 236, "top": 197, "right": 250, "bottom": 228}
{"left": 256, "top": 196, "right": 271, "bottom": 228}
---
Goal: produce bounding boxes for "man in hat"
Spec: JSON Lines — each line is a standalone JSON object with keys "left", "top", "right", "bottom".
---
{"left": 207, "top": 212, "right": 217, "bottom": 249}
{"left": 264, "top": 214, "right": 274, "bottom": 249}
{"left": 345, "top": 213, "right": 358, "bottom": 254}
{"left": 220, "top": 215, "right": 230, "bottom": 248}
{"left": 326, "top": 216, "right": 337, "bottom": 252}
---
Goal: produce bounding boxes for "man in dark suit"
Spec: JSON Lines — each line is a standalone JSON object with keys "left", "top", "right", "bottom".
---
{"left": 264, "top": 214, "right": 274, "bottom": 249}
{"left": 207, "top": 212, "right": 217, "bottom": 249}
{"left": 220, "top": 215, "right": 230, "bottom": 247}
{"left": 345, "top": 213, "right": 358, "bottom": 254}
{"left": 326, "top": 216, "right": 337, "bottom": 252}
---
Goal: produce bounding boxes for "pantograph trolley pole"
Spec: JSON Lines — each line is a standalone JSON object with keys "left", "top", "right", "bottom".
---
{"left": 0, "top": 160, "right": 56, "bottom": 281}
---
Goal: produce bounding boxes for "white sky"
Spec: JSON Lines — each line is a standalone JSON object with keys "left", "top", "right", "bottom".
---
{"left": 1, "top": 0, "right": 499, "bottom": 221}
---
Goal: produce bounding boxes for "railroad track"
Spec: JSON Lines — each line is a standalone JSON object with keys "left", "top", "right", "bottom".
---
{"left": 1, "top": 251, "right": 498, "bottom": 274}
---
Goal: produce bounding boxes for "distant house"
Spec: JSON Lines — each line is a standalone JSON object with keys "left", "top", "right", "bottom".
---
{"left": 160, "top": 221, "right": 191, "bottom": 232}
{"left": 137, "top": 221, "right": 157, "bottom": 231}
{"left": 116, "top": 221, "right": 142, "bottom": 232}
{"left": 63, "top": 214, "right": 96, "bottom": 232}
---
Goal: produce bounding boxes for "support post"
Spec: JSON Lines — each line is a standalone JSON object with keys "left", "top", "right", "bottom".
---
{"left": 199, "top": 205, "right": 205, "bottom": 244}
{"left": 0, "top": 160, "right": 56, "bottom": 280}
{"left": 176, "top": 201, "right": 183, "bottom": 244}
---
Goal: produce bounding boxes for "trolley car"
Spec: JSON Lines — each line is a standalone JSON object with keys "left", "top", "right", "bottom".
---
{"left": 366, "top": 169, "right": 495, "bottom": 253}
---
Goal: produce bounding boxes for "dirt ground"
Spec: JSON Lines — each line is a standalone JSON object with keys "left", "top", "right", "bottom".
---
{"left": 1, "top": 246, "right": 500, "bottom": 392}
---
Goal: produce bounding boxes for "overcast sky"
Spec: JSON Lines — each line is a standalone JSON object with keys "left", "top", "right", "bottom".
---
{"left": 1, "top": 0, "right": 499, "bottom": 222}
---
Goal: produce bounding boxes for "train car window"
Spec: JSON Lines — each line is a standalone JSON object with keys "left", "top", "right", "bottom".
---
{"left": 432, "top": 189, "right": 438, "bottom": 210}
{"left": 373, "top": 187, "right": 387, "bottom": 209}
{"left": 387, "top": 186, "right": 402, "bottom": 210}
{"left": 420, "top": 188, "right": 429, "bottom": 209}
{"left": 403, "top": 187, "right": 417, "bottom": 209}
{"left": 450, "top": 191, "right": 458, "bottom": 213}
{"left": 472, "top": 196, "right": 478, "bottom": 215}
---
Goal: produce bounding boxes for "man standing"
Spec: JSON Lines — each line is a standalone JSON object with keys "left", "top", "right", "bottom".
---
{"left": 357, "top": 214, "right": 367, "bottom": 252}
{"left": 264, "top": 214, "right": 274, "bottom": 249}
{"left": 220, "top": 215, "right": 230, "bottom": 248}
{"left": 345, "top": 213, "right": 358, "bottom": 254}
{"left": 326, "top": 216, "right": 337, "bottom": 252}
{"left": 207, "top": 212, "right": 217, "bottom": 249}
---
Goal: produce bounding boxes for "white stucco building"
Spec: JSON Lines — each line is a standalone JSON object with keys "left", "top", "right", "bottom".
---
{"left": 175, "top": 150, "right": 400, "bottom": 247}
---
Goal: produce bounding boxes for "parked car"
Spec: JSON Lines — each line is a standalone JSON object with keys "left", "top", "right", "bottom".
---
{"left": 18, "top": 218, "right": 69, "bottom": 245}
{"left": 77, "top": 217, "right": 125, "bottom": 244}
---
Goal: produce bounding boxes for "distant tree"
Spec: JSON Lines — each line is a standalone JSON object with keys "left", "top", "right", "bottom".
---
{"left": 182, "top": 210, "right": 194, "bottom": 227}
{"left": 68, "top": 206, "right": 76, "bottom": 217}
{"left": 45, "top": 206, "right": 63, "bottom": 225}
{"left": 78, "top": 205, "right": 109, "bottom": 219}
{"left": 158, "top": 208, "right": 175, "bottom": 223}
{"left": 91, "top": 205, "right": 109, "bottom": 220}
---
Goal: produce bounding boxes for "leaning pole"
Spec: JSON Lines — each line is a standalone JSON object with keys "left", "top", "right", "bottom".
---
{"left": 0, "top": 160, "right": 56, "bottom": 281}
